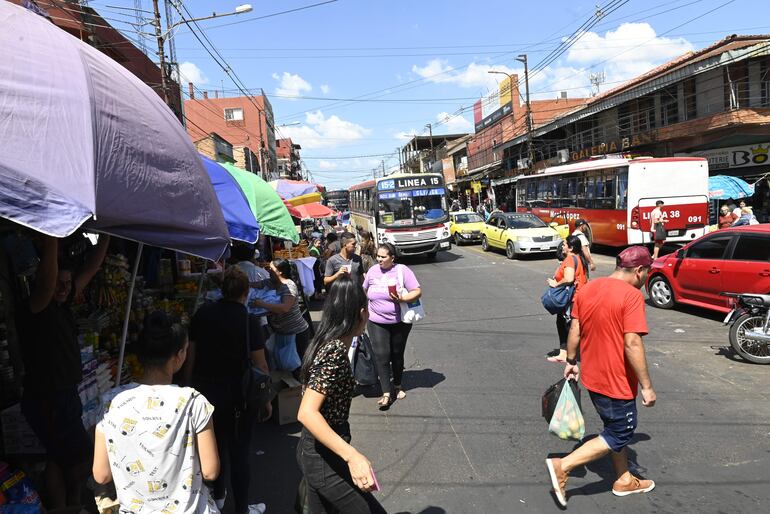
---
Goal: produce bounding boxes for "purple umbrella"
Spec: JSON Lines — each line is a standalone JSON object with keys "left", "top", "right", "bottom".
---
{"left": 0, "top": 2, "right": 229, "bottom": 260}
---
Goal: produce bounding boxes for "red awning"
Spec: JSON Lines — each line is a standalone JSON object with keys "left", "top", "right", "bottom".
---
{"left": 294, "top": 202, "right": 335, "bottom": 219}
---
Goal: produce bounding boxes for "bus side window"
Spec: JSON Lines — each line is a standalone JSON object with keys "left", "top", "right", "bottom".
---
{"left": 575, "top": 176, "right": 585, "bottom": 208}
{"left": 616, "top": 171, "right": 628, "bottom": 210}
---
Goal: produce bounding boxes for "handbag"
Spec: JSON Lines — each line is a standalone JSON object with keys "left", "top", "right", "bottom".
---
{"left": 654, "top": 222, "right": 666, "bottom": 240}
{"left": 541, "top": 377, "right": 582, "bottom": 423}
{"left": 541, "top": 256, "right": 578, "bottom": 315}
{"left": 396, "top": 264, "right": 425, "bottom": 324}
{"left": 241, "top": 313, "right": 274, "bottom": 415}
{"left": 352, "top": 333, "right": 378, "bottom": 386}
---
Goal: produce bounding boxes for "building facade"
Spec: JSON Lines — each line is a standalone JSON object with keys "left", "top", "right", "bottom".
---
{"left": 276, "top": 138, "right": 303, "bottom": 180}
{"left": 184, "top": 89, "right": 278, "bottom": 179}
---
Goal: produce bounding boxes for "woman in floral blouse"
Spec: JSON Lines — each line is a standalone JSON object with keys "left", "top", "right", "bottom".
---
{"left": 296, "top": 276, "right": 385, "bottom": 513}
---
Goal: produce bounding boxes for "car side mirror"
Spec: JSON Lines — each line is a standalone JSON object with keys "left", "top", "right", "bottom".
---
{"left": 675, "top": 249, "right": 684, "bottom": 259}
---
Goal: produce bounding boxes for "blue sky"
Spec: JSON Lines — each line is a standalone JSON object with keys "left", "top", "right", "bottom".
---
{"left": 90, "top": 0, "right": 768, "bottom": 189}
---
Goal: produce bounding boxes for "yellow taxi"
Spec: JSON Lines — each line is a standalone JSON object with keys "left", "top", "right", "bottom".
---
{"left": 481, "top": 212, "right": 565, "bottom": 259}
{"left": 449, "top": 210, "right": 487, "bottom": 245}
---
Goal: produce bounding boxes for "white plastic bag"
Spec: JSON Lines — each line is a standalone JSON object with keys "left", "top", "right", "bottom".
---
{"left": 548, "top": 379, "right": 585, "bottom": 440}
{"left": 397, "top": 264, "right": 425, "bottom": 324}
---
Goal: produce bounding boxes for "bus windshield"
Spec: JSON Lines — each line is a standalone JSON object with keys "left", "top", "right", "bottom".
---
{"left": 378, "top": 193, "right": 447, "bottom": 227}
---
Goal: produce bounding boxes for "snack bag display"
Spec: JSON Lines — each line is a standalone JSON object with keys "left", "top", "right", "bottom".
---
{"left": 547, "top": 379, "right": 585, "bottom": 440}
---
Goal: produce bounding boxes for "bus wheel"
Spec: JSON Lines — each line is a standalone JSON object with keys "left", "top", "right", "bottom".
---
{"left": 481, "top": 236, "right": 490, "bottom": 251}
{"left": 506, "top": 241, "right": 517, "bottom": 260}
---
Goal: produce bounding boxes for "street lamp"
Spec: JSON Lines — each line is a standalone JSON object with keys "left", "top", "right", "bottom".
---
{"left": 151, "top": 2, "right": 252, "bottom": 104}
{"left": 515, "top": 54, "right": 534, "bottom": 171}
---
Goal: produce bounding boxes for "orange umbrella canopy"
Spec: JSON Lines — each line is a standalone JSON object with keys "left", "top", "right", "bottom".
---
{"left": 294, "top": 202, "right": 335, "bottom": 219}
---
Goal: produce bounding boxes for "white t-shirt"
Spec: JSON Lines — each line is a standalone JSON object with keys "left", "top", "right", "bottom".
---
{"left": 98, "top": 384, "right": 218, "bottom": 514}
{"left": 572, "top": 229, "right": 590, "bottom": 249}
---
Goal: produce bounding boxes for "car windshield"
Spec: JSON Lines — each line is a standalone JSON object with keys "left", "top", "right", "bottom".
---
{"left": 378, "top": 193, "right": 447, "bottom": 227}
{"left": 505, "top": 214, "right": 547, "bottom": 229}
{"left": 454, "top": 214, "right": 483, "bottom": 224}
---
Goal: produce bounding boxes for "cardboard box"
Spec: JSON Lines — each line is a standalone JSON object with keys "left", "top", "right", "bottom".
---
{"left": 271, "top": 371, "right": 302, "bottom": 425}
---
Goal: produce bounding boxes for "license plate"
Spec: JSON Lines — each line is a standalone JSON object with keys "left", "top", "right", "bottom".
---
{"left": 723, "top": 309, "right": 735, "bottom": 324}
{"left": 440, "top": 241, "right": 450, "bottom": 248}
{"left": 541, "top": 246, "right": 550, "bottom": 251}
{"left": 668, "top": 230, "right": 681, "bottom": 236}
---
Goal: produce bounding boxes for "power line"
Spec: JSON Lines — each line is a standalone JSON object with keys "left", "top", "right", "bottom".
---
{"left": 197, "top": 0, "right": 339, "bottom": 30}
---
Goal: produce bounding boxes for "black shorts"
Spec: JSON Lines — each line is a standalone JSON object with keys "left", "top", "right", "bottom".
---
{"left": 21, "top": 387, "right": 93, "bottom": 467}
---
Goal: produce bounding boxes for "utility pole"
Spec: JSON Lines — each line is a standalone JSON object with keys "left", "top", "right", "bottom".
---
{"left": 151, "top": 0, "right": 169, "bottom": 104}
{"left": 517, "top": 54, "right": 534, "bottom": 171}
{"left": 397, "top": 147, "right": 403, "bottom": 173}
{"left": 381, "top": 160, "right": 386, "bottom": 177}
{"left": 425, "top": 123, "right": 434, "bottom": 172}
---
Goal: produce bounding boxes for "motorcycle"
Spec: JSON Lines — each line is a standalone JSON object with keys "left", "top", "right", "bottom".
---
{"left": 721, "top": 292, "right": 770, "bottom": 364}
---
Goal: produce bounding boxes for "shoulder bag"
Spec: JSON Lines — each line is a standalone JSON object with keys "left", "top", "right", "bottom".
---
{"left": 352, "top": 333, "right": 378, "bottom": 386}
{"left": 396, "top": 264, "right": 425, "bottom": 324}
{"left": 241, "top": 313, "right": 274, "bottom": 417}
{"left": 541, "top": 255, "right": 578, "bottom": 315}
{"left": 654, "top": 222, "right": 666, "bottom": 241}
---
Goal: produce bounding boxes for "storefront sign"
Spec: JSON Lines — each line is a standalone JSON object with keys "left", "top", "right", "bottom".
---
{"left": 471, "top": 181, "right": 482, "bottom": 193}
{"left": 473, "top": 76, "right": 514, "bottom": 132}
{"left": 676, "top": 143, "right": 770, "bottom": 170}
{"left": 570, "top": 133, "right": 655, "bottom": 161}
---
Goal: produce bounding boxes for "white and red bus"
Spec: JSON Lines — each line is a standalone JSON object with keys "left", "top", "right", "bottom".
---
{"left": 349, "top": 173, "right": 451, "bottom": 258}
{"left": 515, "top": 156, "right": 709, "bottom": 247}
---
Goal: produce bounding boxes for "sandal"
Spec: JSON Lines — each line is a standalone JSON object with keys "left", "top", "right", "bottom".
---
{"left": 377, "top": 394, "right": 392, "bottom": 408}
{"left": 395, "top": 386, "right": 406, "bottom": 400}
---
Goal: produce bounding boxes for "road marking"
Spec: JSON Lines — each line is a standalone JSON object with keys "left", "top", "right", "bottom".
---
{"left": 430, "top": 387, "right": 480, "bottom": 479}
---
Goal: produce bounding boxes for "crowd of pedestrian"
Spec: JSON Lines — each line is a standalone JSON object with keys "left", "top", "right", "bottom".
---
{"left": 46, "top": 209, "right": 672, "bottom": 513}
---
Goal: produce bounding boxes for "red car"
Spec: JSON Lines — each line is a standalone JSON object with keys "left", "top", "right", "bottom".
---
{"left": 647, "top": 224, "right": 770, "bottom": 313}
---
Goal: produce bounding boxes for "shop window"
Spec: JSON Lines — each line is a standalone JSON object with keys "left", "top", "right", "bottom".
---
{"left": 683, "top": 78, "right": 697, "bottom": 120}
{"left": 660, "top": 85, "right": 679, "bottom": 126}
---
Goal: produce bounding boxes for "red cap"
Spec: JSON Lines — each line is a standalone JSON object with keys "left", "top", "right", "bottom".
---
{"left": 618, "top": 245, "right": 653, "bottom": 268}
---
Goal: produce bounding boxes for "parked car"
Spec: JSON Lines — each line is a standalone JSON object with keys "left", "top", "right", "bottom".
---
{"left": 647, "top": 224, "right": 770, "bottom": 313}
{"left": 481, "top": 212, "right": 563, "bottom": 259}
{"left": 449, "top": 211, "right": 486, "bottom": 245}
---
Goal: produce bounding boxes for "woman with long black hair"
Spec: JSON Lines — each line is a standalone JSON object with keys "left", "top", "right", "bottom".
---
{"left": 296, "top": 276, "right": 386, "bottom": 513}
{"left": 545, "top": 235, "right": 589, "bottom": 363}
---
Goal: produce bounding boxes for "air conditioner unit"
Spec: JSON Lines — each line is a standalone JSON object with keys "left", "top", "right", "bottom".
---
{"left": 556, "top": 149, "right": 569, "bottom": 163}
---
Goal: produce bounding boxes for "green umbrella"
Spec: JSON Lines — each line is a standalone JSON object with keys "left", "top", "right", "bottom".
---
{"left": 221, "top": 163, "right": 299, "bottom": 243}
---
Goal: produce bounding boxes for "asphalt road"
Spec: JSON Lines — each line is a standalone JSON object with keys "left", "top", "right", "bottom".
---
{"left": 254, "top": 244, "right": 770, "bottom": 513}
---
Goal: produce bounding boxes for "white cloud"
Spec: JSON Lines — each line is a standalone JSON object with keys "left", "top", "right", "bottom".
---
{"left": 436, "top": 112, "right": 472, "bottom": 133}
{"left": 278, "top": 111, "right": 371, "bottom": 149}
{"left": 320, "top": 84, "right": 330, "bottom": 94}
{"left": 412, "top": 59, "right": 518, "bottom": 90}
{"left": 409, "top": 23, "right": 694, "bottom": 101}
{"left": 317, "top": 160, "right": 338, "bottom": 170}
{"left": 179, "top": 61, "right": 208, "bottom": 85}
{"left": 272, "top": 72, "right": 312, "bottom": 98}
{"left": 394, "top": 129, "right": 418, "bottom": 141}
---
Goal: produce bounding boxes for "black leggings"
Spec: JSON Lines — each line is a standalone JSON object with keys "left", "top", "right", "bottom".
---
{"left": 367, "top": 320, "right": 412, "bottom": 396}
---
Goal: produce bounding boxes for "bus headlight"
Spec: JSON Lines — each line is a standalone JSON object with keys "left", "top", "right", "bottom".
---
{"left": 442, "top": 230, "right": 449, "bottom": 238}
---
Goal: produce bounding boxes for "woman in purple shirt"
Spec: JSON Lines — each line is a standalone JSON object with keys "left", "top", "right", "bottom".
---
{"left": 363, "top": 243, "right": 422, "bottom": 409}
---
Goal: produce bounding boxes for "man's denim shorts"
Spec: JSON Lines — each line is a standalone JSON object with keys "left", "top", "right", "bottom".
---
{"left": 588, "top": 391, "right": 638, "bottom": 452}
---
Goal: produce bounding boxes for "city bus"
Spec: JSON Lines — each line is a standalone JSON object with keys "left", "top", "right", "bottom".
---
{"left": 349, "top": 173, "right": 451, "bottom": 257}
{"left": 323, "top": 189, "right": 350, "bottom": 212}
{"left": 515, "top": 156, "right": 709, "bottom": 247}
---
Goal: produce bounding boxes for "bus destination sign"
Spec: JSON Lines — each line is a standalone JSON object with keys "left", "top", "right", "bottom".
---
{"left": 378, "top": 176, "right": 443, "bottom": 191}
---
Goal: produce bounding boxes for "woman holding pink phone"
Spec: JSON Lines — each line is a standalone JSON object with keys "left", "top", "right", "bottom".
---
{"left": 296, "top": 276, "right": 386, "bottom": 513}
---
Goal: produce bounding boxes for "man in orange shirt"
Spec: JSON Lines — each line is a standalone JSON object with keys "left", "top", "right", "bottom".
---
{"left": 546, "top": 246, "right": 657, "bottom": 507}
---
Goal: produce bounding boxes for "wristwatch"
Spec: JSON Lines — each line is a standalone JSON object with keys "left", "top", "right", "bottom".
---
{"left": 566, "top": 357, "right": 578, "bottom": 366}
